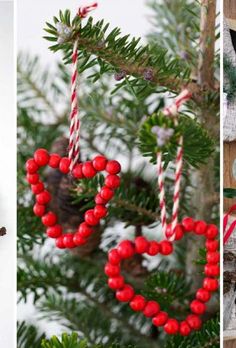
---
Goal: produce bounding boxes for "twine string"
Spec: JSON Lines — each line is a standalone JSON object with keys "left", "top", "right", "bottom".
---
{"left": 69, "top": 3, "right": 98, "bottom": 171}
{"left": 156, "top": 89, "right": 191, "bottom": 240}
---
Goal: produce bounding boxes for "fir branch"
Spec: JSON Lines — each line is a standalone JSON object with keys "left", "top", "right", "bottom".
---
{"left": 147, "top": 0, "right": 200, "bottom": 69}
{"left": 44, "top": 12, "right": 218, "bottom": 103}
{"left": 17, "top": 321, "right": 45, "bottom": 348}
{"left": 164, "top": 316, "right": 219, "bottom": 348}
{"left": 42, "top": 333, "right": 136, "bottom": 348}
{"left": 18, "top": 253, "right": 156, "bottom": 348}
{"left": 39, "top": 294, "right": 156, "bottom": 348}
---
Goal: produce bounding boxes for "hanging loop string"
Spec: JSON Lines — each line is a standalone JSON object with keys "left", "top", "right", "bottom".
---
{"left": 156, "top": 89, "right": 191, "bottom": 240}
{"left": 69, "top": 3, "right": 98, "bottom": 171}
{"left": 78, "top": 2, "right": 98, "bottom": 18}
{"left": 69, "top": 39, "right": 80, "bottom": 170}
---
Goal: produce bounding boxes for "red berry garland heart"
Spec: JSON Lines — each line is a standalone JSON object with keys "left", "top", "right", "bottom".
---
{"left": 26, "top": 148, "right": 121, "bottom": 249}
{"left": 105, "top": 217, "right": 219, "bottom": 336}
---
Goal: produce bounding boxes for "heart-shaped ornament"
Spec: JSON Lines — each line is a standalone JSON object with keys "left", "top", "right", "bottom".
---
{"left": 26, "top": 148, "right": 121, "bottom": 249}
{"left": 105, "top": 217, "right": 219, "bottom": 336}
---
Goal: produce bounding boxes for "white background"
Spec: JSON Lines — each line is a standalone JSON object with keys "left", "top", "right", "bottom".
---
{"left": 0, "top": 1, "right": 16, "bottom": 347}
{"left": 17, "top": 0, "right": 150, "bottom": 65}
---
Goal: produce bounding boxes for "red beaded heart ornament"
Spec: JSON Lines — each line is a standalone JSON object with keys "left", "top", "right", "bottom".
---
{"left": 26, "top": 148, "right": 121, "bottom": 249}
{"left": 105, "top": 217, "right": 219, "bottom": 336}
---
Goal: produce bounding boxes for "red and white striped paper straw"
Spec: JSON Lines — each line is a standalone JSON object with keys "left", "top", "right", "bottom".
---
{"left": 157, "top": 89, "right": 191, "bottom": 241}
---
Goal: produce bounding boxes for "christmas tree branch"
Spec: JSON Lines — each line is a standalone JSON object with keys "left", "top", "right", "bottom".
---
{"left": 44, "top": 13, "right": 219, "bottom": 104}
{"left": 115, "top": 197, "right": 158, "bottom": 221}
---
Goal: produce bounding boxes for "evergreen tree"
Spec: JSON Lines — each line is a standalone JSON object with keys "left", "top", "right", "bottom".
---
{"left": 17, "top": 1, "right": 219, "bottom": 347}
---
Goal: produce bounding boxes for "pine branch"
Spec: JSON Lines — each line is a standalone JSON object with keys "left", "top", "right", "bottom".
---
{"left": 164, "top": 316, "right": 219, "bottom": 348}
{"left": 42, "top": 333, "right": 136, "bottom": 348}
{"left": 147, "top": 0, "right": 200, "bottom": 69}
{"left": 17, "top": 321, "right": 45, "bottom": 348}
{"left": 18, "top": 253, "right": 157, "bottom": 348}
{"left": 44, "top": 12, "right": 219, "bottom": 103}
{"left": 39, "top": 294, "right": 157, "bottom": 348}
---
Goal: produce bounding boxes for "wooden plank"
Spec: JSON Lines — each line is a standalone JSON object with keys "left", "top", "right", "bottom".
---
{"left": 224, "top": 339, "right": 236, "bottom": 347}
{"left": 224, "top": 142, "right": 236, "bottom": 214}
{"left": 224, "top": 0, "right": 236, "bottom": 19}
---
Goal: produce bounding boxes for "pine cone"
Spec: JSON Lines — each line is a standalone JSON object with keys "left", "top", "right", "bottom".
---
{"left": 45, "top": 136, "right": 102, "bottom": 257}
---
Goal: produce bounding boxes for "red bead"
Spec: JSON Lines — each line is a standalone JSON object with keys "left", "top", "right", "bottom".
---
{"left": 194, "top": 220, "right": 207, "bottom": 235}
{"left": 56, "top": 236, "right": 65, "bottom": 249}
{"left": 41, "top": 212, "right": 57, "bottom": 227}
{"left": 94, "top": 205, "right": 107, "bottom": 219}
{"left": 196, "top": 288, "right": 211, "bottom": 302}
{"left": 49, "top": 154, "right": 61, "bottom": 168}
{"left": 31, "top": 182, "right": 44, "bottom": 195}
{"left": 73, "top": 233, "right": 87, "bottom": 246}
{"left": 159, "top": 241, "right": 173, "bottom": 255}
{"left": 46, "top": 225, "right": 62, "bottom": 238}
{"left": 100, "top": 186, "right": 114, "bottom": 201}
{"left": 182, "top": 217, "right": 195, "bottom": 231}
{"left": 203, "top": 278, "right": 218, "bottom": 292}
{"left": 59, "top": 157, "right": 70, "bottom": 174}
{"left": 166, "top": 224, "right": 184, "bottom": 240}
{"left": 34, "top": 149, "right": 50, "bottom": 166}
{"left": 108, "top": 276, "right": 124, "bottom": 290}
{"left": 207, "top": 251, "right": 220, "bottom": 264}
{"left": 205, "top": 224, "right": 218, "bottom": 239}
{"left": 104, "top": 263, "right": 120, "bottom": 277}
{"left": 166, "top": 224, "right": 174, "bottom": 239}
{"left": 190, "top": 300, "right": 206, "bottom": 315}
{"left": 108, "top": 249, "right": 121, "bottom": 265}
{"left": 84, "top": 209, "right": 100, "bottom": 226}
{"left": 92, "top": 155, "right": 107, "bottom": 171}
{"left": 143, "top": 301, "right": 160, "bottom": 318}
{"left": 63, "top": 234, "right": 75, "bottom": 248}
{"left": 106, "top": 160, "right": 121, "bottom": 174}
{"left": 147, "top": 241, "right": 159, "bottom": 256}
{"left": 205, "top": 239, "right": 219, "bottom": 252}
{"left": 26, "top": 173, "right": 39, "bottom": 184}
{"left": 117, "top": 240, "right": 135, "bottom": 259}
{"left": 72, "top": 163, "right": 84, "bottom": 179}
{"left": 116, "top": 284, "right": 134, "bottom": 302}
{"left": 105, "top": 174, "right": 121, "bottom": 189}
{"left": 36, "top": 191, "right": 51, "bottom": 205}
{"left": 164, "top": 319, "right": 179, "bottom": 335}
{"left": 78, "top": 222, "right": 93, "bottom": 238}
{"left": 134, "top": 236, "right": 149, "bottom": 254}
{"left": 179, "top": 321, "right": 191, "bottom": 336}
{"left": 129, "top": 295, "right": 146, "bottom": 311}
{"left": 173, "top": 224, "right": 184, "bottom": 240}
{"left": 186, "top": 314, "right": 202, "bottom": 330}
{"left": 26, "top": 158, "right": 39, "bottom": 173}
{"left": 82, "top": 161, "right": 97, "bottom": 178}
{"left": 95, "top": 194, "right": 107, "bottom": 205}
{"left": 204, "top": 264, "right": 220, "bottom": 277}
{"left": 152, "top": 312, "right": 168, "bottom": 326}
{"left": 33, "top": 203, "right": 46, "bottom": 217}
